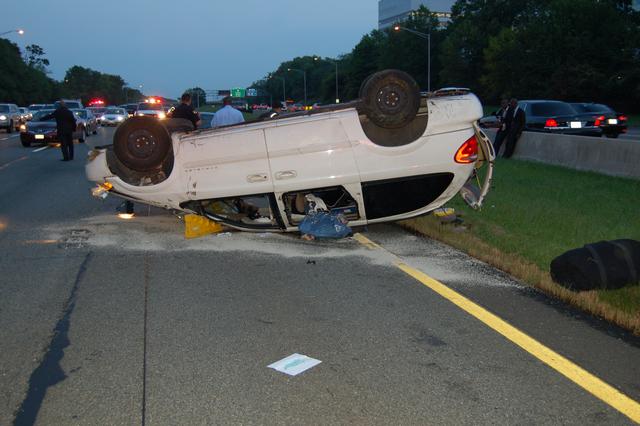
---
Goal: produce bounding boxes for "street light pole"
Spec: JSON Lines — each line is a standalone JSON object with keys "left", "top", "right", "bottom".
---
{"left": 314, "top": 56, "right": 340, "bottom": 103}
{"left": 287, "top": 68, "right": 307, "bottom": 106}
{"left": 0, "top": 29, "right": 25, "bottom": 37}
{"left": 273, "top": 76, "right": 285, "bottom": 104}
{"left": 393, "top": 25, "right": 431, "bottom": 92}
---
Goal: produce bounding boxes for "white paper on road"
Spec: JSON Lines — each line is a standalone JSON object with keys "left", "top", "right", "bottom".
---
{"left": 268, "top": 353, "right": 321, "bottom": 376}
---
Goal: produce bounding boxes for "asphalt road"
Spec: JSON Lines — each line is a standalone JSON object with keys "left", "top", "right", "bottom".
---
{"left": 0, "top": 127, "right": 639, "bottom": 425}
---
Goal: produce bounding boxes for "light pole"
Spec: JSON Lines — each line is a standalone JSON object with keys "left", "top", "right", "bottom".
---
{"left": 272, "top": 75, "right": 286, "bottom": 104}
{"left": 287, "top": 68, "right": 307, "bottom": 106}
{"left": 393, "top": 25, "right": 431, "bottom": 92}
{"left": 314, "top": 57, "right": 339, "bottom": 103}
{"left": 0, "top": 29, "right": 25, "bottom": 37}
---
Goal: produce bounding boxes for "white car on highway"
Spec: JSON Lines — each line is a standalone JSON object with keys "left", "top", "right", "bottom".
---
{"left": 100, "top": 107, "right": 128, "bottom": 126}
{"left": 86, "top": 70, "right": 494, "bottom": 232}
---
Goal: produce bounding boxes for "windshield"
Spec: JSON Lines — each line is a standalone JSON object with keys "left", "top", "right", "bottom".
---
{"left": 32, "top": 110, "right": 56, "bottom": 121}
{"left": 73, "top": 110, "right": 88, "bottom": 118}
{"left": 571, "top": 103, "right": 613, "bottom": 114}
{"left": 105, "top": 108, "right": 126, "bottom": 114}
{"left": 530, "top": 102, "right": 575, "bottom": 116}
{"left": 29, "top": 105, "right": 44, "bottom": 111}
{"left": 0, "top": 105, "right": 9, "bottom": 112}
{"left": 138, "top": 103, "right": 163, "bottom": 111}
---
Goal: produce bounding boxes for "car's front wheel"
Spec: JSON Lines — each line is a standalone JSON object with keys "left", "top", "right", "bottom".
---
{"left": 113, "top": 116, "right": 172, "bottom": 172}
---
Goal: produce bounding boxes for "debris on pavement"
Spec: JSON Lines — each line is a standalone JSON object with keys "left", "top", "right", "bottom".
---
{"left": 184, "top": 214, "right": 224, "bottom": 239}
{"left": 268, "top": 353, "right": 322, "bottom": 376}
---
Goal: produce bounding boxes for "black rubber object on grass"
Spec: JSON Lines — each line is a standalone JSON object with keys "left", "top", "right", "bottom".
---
{"left": 550, "top": 239, "right": 640, "bottom": 291}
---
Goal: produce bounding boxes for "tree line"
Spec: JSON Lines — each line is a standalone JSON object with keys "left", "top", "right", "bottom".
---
{"left": 0, "top": 38, "right": 143, "bottom": 106}
{"left": 252, "top": 0, "right": 640, "bottom": 112}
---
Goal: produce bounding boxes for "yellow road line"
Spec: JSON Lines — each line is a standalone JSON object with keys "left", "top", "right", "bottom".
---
{"left": 354, "top": 233, "right": 640, "bottom": 423}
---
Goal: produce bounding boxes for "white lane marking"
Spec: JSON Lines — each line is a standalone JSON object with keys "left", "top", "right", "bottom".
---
{"left": 0, "top": 156, "right": 28, "bottom": 171}
{"left": 32, "top": 146, "right": 50, "bottom": 153}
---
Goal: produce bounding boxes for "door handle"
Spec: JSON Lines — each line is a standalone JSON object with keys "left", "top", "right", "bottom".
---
{"left": 275, "top": 170, "right": 297, "bottom": 180}
{"left": 247, "top": 173, "right": 268, "bottom": 183}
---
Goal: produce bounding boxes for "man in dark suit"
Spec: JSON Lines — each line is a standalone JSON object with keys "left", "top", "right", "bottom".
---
{"left": 41, "top": 100, "right": 77, "bottom": 161}
{"left": 503, "top": 98, "right": 525, "bottom": 159}
{"left": 492, "top": 98, "right": 510, "bottom": 155}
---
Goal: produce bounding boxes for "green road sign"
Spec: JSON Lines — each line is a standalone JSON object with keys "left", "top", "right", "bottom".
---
{"left": 231, "top": 87, "right": 246, "bottom": 98}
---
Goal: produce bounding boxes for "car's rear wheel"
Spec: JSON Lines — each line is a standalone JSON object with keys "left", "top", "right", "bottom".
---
{"left": 357, "top": 69, "right": 420, "bottom": 129}
{"left": 113, "top": 116, "right": 172, "bottom": 172}
{"left": 21, "top": 137, "right": 31, "bottom": 147}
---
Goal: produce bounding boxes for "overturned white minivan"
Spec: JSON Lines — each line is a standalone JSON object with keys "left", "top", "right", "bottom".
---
{"left": 86, "top": 70, "right": 494, "bottom": 232}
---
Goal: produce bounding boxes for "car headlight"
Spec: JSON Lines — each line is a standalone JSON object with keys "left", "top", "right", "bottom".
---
{"left": 0, "top": 115, "right": 6, "bottom": 120}
{"left": 158, "top": 112, "right": 166, "bottom": 119}
{"left": 19, "top": 124, "right": 26, "bottom": 131}
{"left": 116, "top": 116, "right": 124, "bottom": 121}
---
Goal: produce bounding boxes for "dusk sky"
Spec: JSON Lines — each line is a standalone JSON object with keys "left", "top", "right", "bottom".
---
{"left": 2, "top": 1, "right": 378, "bottom": 98}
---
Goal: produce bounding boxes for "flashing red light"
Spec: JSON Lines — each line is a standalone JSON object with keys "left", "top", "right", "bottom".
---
{"left": 594, "top": 115, "right": 605, "bottom": 126}
{"left": 88, "top": 98, "right": 105, "bottom": 106}
{"left": 454, "top": 135, "right": 478, "bottom": 164}
{"left": 545, "top": 118, "right": 558, "bottom": 128}
{"left": 618, "top": 115, "right": 627, "bottom": 121}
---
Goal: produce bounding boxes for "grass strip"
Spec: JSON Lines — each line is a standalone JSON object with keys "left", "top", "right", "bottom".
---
{"left": 401, "top": 158, "right": 640, "bottom": 334}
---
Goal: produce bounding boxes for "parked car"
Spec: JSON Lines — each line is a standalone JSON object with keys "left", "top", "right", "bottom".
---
{"left": 569, "top": 103, "right": 627, "bottom": 138}
{"left": 0, "top": 103, "right": 22, "bottom": 133}
{"left": 55, "top": 99, "right": 83, "bottom": 109}
{"left": 86, "top": 70, "right": 494, "bottom": 232}
{"left": 135, "top": 102, "right": 166, "bottom": 119}
{"left": 518, "top": 100, "right": 602, "bottom": 137}
{"left": 20, "top": 109, "right": 87, "bottom": 147}
{"left": 72, "top": 109, "right": 99, "bottom": 136}
{"left": 99, "top": 108, "right": 128, "bottom": 126}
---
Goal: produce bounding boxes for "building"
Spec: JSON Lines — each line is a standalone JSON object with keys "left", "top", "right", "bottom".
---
{"left": 378, "top": 0, "right": 455, "bottom": 29}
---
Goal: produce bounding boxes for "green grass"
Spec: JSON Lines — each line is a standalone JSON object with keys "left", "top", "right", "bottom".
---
{"left": 403, "top": 158, "right": 640, "bottom": 330}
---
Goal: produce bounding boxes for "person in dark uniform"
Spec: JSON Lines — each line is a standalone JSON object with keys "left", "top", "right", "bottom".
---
{"left": 492, "top": 98, "right": 509, "bottom": 155}
{"left": 168, "top": 93, "right": 201, "bottom": 128}
{"left": 503, "top": 98, "right": 526, "bottom": 159}
{"left": 258, "top": 101, "right": 283, "bottom": 120}
{"left": 41, "top": 100, "right": 77, "bottom": 161}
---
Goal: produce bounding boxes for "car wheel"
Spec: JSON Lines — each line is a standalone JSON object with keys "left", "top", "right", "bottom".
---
{"left": 357, "top": 69, "right": 420, "bottom": 129}
{"left": 20, "top": 137, "right": 31, "bottom": 147}
{"left": 113, "top": 116, "right": 172, "bottom": 172}
{"left": 92, "top": 128, "right": 98, "bottom": 135}
{"left": 605, "top": 133, "right": 618, "bottom": 139}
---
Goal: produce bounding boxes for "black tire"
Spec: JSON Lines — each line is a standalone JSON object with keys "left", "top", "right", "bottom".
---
{"left": 357, "top": 69, "right": 420, "bottom": 129}
{"left": 113, "top": 116, "right": 172, "bottom": 172}
{"left": 21, "top": 137, "right": 31, "bottom": 147}
{"left": 92, "top": 129, "right": 98, "bottom": 135}
{"left": 605, "top": 133, "right": 619, "bottom": 139}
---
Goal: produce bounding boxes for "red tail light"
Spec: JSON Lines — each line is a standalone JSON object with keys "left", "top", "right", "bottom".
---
{"left": 545, "top": 119, "right": 558, "bottom": 128}
{"left": 619, "top": 115, "right": 627, "bottom": 121}
{"left": 455, "top": 135, "right": 478, "bottom": 164}
{"left": 594, "top": 115, "right": 605, "bottom": 126}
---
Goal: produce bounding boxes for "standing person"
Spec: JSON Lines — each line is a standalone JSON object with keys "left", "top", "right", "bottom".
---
{"left": 259, "top": 101, "right": 282, "bottom": 120}
{"left": 41, "top": 100, "right": 77, "bottom": 161}
{"left": 492, "top": 98, "right": 510, "bottom": 155}
{"left": 168, "top": 93, "right": 201, "bottom": 128}
{"left": 503, "top": 98, "right": 526, "bottom": 159}
{"left": 211, "top": 96, "right": 245, "bottom": 128}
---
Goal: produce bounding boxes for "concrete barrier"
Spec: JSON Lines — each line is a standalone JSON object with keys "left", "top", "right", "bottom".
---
{"left": 483, "top": 129, "right": 640, "bottom": 180}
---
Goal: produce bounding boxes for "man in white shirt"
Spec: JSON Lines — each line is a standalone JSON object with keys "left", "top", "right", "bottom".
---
{"left": 211, "top": 96, "right": 245, "bottom": 128}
